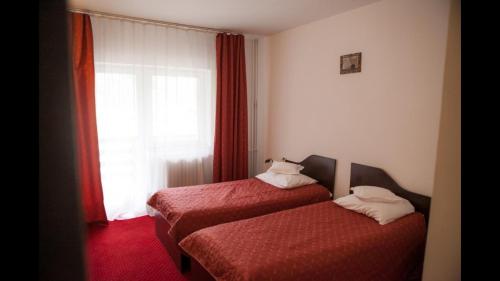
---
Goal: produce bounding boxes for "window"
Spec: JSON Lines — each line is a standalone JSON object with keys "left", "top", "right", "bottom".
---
{"left": 91, "top": 15, "right": 216, "bottom": 220}
{"left": 94, "top": 63, "right": 215, "bottom": 219}
{"left": 152, "top": 75, "right": 198, "bottom": 140}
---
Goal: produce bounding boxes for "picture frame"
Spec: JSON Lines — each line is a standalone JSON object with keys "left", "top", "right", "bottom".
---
{"left": 340, "top": 52, "right": 362, "bottom": 74}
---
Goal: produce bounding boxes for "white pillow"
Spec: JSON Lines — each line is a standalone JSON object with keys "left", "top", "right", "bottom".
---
{"left": 256, "top": 171, "right": 317, "bottom": 189}
{"left": 334, "top": 194, "right": 414, "bottom": 225}
{"left": 267, "top": 161, "right": 304, "bottom": 175}
{"left": 351, "top": 185, "right": 403, "bottom": 203}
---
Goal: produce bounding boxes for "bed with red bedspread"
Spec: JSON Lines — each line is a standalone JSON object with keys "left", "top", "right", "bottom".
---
{"left": 147, "top": 177, "right": 331, "bottom": 243}
{"left": 149, "top": 155, "right": 337, "bottom": 272}
{"left": 180, "top": 200, "right": 427, "bottom": 281}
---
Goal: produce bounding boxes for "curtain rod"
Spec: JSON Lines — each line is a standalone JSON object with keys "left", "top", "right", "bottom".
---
{"left": 68, "top": 8, "right": 240, "bottom": 35}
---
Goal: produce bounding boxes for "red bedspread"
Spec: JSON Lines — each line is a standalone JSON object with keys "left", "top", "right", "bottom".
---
{"left": 147, "top": 178, "right": 331, "bottom": 242}
{"left": 180, "top": 201, "right": 427, "bottom": 281}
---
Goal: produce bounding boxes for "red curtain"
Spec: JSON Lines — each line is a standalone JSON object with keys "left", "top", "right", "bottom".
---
{"left": 70, "top": 13, "right": 108, "bottom": 224}
{"left": 213, "top": 33, "right": 248, "bottom": 182}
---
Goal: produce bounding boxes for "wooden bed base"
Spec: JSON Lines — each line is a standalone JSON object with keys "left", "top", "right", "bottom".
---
{"left": 154, "top": 214, "right": 191, "bottom": 272}
{"left": 185, "top": 163, "right": 431, "bottom": 281}
{"left": 187, "top": 258, "right": 423, "bottom": 281}
{"left": 188, "top": 258, "right": 216, "bottom": 281}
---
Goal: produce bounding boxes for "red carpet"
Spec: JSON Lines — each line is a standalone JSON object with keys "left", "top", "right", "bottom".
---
{"left": 87, "top": 216, "right": 188, "bottom": 281}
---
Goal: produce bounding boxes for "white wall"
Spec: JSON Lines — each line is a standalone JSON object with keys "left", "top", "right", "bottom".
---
{"left": 422, "top": 0, "right": 461, "bottom": 279}
{"left": 246, "top": 35, "right": 272, "bottom": 176}
{"left": 245, "top": 38, "right": 258, "bottom": 176}
{"left": 266, "top": 0, "right": 451, "bottom": 197}
{"left": 256, "top": 36, "right": 271, "bottom": 174}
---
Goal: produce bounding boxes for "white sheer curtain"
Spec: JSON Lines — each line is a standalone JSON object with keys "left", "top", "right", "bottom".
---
{"left": 91, "top": 16, "right": 216, "bottom": 220}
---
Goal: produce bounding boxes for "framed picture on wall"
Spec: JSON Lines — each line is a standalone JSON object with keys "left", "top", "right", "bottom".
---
{"left": 340, "top": 52, "right": 362, "bottom": 74}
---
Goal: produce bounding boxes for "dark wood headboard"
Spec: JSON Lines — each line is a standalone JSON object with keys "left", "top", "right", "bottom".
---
{"left": 266, "top": 155, "right": 336, "bottom": 195}
{"left": 349, "top": 163, "right": 431, "bottom": 224}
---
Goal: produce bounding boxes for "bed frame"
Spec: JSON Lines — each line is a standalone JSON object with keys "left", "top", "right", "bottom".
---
{"left": 349, "top": 162, "right": 431, "bottom": 281}
{"left": 187, "top": 162, "right": 432, "bottom": 281}
{"left": 349, "top": 163, "right": 431, "bottom": 224}
{"left": 154, "top": 213, "right": 191, "bottom": 272}
{"left": 282, "top": 154, "right": 337, "bottom": 195}
{"left": 155, "top": 154, "right": 337, "bottom": 273}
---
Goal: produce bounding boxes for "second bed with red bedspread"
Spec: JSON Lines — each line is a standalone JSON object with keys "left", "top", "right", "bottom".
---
{"left": 180, "top": 201, "right": 427, "bottom": 281}
{"left": 147, "top": 178, "right": 332, "bottom": 242}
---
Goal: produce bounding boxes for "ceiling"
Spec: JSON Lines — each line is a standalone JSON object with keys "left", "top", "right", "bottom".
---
{"left": 68, "top": 0, "right": 381, "bottom": 36}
